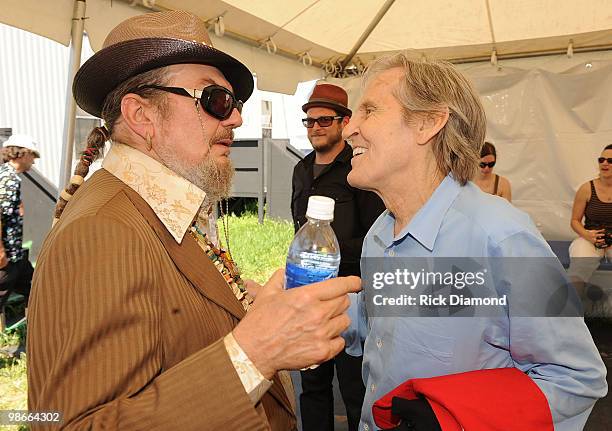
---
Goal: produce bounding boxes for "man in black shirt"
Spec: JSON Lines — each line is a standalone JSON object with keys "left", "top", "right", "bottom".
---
{"left": 291, "top": 84, "right": 386, "bottom": 431}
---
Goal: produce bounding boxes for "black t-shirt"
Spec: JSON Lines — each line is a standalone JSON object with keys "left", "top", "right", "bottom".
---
{"left": 313, "top": 163, "right": 327, "bottom": 179}
{"left": 291, "top": 142, "right": 386, "bottom": 277}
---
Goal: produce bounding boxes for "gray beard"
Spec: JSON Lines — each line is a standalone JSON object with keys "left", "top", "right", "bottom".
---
{"left": 156, "top": 146, "right": 234, "bottom": 204}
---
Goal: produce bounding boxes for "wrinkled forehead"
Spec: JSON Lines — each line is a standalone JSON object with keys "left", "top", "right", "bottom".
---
{"left": 357, "top": 68, "right": 404, "bottom": 110}
{"left": 362, "top": 68, "right": 402, "bottom": 95}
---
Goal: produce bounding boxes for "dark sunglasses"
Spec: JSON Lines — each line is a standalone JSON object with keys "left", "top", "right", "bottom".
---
{"left": 302, "top": 116, "right": 343, "bottom": 128}
{"left": 479, "top": 161, "right": 496, "bottom": 168}
{"left": 598, "top": 157, "right": 612, "bottom": 164}
{"left": 135, "top": 84, "right": 243, "bottom": 120}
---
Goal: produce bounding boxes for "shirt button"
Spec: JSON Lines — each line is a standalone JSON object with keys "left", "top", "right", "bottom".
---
{"left": 376, "top": 338, "right": 383, "bottom": 349}
{"left": 370, "top": 383, "right": 376, "bottom": 393}
{"left": 388, "top": 249, "right": 395, "bottom": 257}
{"left": 364, "top": 424, "right": 370, "bottom": 431}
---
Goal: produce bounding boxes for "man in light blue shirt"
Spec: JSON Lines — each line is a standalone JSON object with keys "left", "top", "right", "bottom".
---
{"left": 342, "top": 54, "right": 607, "bottom": 431}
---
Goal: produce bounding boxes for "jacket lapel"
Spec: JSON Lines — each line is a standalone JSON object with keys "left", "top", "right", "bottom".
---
{"left": 124, "top": 187, "right": 245, "bottom": 320}
{"left": 125, "top": 187, "right": 295, "bottom": 416}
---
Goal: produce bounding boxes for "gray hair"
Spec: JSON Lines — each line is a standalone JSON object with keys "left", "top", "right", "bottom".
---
{"left": 363, "top": 53, "right": 486, "bottom": 185}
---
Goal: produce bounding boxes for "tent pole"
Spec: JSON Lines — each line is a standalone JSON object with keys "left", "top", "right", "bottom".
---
{"left": 452, "top": 44, "right": 612, "bottom": 65}
{"left": 484, "top": 0, "right": 497, "bottom": 46}
{"left": 340, "top": 0, "right": 395, "bottom": 71}
{"left": 59, "top": 0, "right": 86, "bottom": 191}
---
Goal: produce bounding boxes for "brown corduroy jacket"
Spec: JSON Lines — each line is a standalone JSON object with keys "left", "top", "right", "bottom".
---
{"left": 27, "top": 169, "right": 296, "bottom": 430}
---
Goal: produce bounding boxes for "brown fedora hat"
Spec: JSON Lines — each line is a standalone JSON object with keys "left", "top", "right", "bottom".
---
{"left": 302, "top": 83, "right": 351, "bottom": 117}
{"left": 73, "top": 10, "right": 254, "bottom": 118}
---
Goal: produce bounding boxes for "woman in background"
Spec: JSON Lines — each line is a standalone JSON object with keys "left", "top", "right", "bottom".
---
{"left": 568, "top": 144, "right": 612, "bottom": 292}
{"left": 474, "top": 141, "right": 512, "bottom": 202}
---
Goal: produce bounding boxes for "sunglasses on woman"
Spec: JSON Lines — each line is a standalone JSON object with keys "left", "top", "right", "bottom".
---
{"left": 598, "top": 157, "right": 612, "bottom": 164}
{"left": 302, "top": 116, "right": 343, "bottom": 128}
{"left": 135, "top": 84, "right": 243, "bottom": 120}
{"left": 479, "top": 161, "right": 496, "bottom": 168}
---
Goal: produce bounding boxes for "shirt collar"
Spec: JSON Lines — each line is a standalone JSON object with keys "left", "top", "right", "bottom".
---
{"left": 373, "top": 175, "right": 462, "bottom": 251}
{"left": 102, "top": 142, "right": 207, "bottom": 243}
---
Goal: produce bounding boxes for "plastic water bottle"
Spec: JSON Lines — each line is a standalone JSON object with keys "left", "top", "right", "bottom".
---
{"left": 285, "top": 196, "right": 341, "bottom": 289}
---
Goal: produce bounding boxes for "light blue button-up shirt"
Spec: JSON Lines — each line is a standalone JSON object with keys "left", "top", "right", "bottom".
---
{"left": 346, "top": 175, "right": 607, "bottom": 431}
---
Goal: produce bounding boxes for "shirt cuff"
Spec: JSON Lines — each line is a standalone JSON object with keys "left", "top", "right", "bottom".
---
{"left": 224, "top": 332, "right": 273, "bottom": 404}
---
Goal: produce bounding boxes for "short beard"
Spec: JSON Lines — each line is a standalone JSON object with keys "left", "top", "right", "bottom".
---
{"left": 310, "top": 128, "right": 343, "bottom": 154}
{"left": 156, "top": 133, "right": 234, "bottom": 204}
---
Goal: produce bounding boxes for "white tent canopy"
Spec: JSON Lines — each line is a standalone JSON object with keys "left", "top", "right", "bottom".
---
{"left": 0, "top": 0, "right": 324, "bottom": 94}
{"left": 3, "top": 0, "right": 612, "bottom": 92}
{"left": 180, "top": 0, "right": 612, "bottom": 71}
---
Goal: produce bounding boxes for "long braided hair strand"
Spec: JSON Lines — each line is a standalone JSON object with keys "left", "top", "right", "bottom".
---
{"left": 53, "top": 68, "right": 170, "bottom": 225}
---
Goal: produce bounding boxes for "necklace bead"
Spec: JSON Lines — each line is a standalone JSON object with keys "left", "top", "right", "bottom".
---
{"left": 190, "top": 225, "right": 250, "bottom": 310}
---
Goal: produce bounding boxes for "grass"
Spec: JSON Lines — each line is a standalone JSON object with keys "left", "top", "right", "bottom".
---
{"left": 219, "top": 212, "right": 294, "bottom": 283}
{"left": 0, "top": 325, "right": 28, "bottom": 431}
{"left": 0, "top": 213, "right": 294, "bottom": 426}
{"left": 0, "top": 352, "right": 27, "bottom": 409}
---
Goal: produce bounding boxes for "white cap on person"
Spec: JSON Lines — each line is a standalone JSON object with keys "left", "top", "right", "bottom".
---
{"left": 3, "top": 134, "right": 40, "bottom": 157}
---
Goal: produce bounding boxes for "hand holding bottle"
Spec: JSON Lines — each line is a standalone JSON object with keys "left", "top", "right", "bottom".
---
{"left": 233, "top": 270, "right": 361, "bottom": 379}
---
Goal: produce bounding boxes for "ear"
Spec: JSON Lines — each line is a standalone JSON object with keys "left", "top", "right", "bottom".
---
{"left": 342, "top": 116, "right": 350, "bottom": 127}
{"left": 120, "top": 93, "right": 158, "bottom": 141}
{"left": 416, "top": 107, "right": 449, "bottom": 146}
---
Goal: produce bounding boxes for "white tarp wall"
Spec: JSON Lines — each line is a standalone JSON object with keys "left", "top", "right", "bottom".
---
{"left": 466, "top": 53, "right": 612, "bottom": 241}
{"left": 336, "top": 50, "right": 612, "bottom": 241}
{"left": 0, "top": 23, "right": 69, "bottom": 185}
{"left": 237, "top": 80, "right": 316, "bottom": 150}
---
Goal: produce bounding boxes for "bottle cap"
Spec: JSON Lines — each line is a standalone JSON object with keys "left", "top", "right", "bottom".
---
{"left": 306, "top": 196, "right": 335, "bottom": 221}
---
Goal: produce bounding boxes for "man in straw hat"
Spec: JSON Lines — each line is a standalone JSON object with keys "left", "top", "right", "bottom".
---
{"left": 27, "top": 11, "right": 359, "bottom": 430}
{"left": 341, "top": 54, "right": 606, "bottom": 430}
{"left": 0, "top": 134, "right": 39, "bottom": 320}
{"left": 292, "top": 83, "right": 384, "bottom": 431}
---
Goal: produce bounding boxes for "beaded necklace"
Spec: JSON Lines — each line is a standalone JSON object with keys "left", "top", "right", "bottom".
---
{"left": 190, "top": 222, "right": 251, "bottom": 311}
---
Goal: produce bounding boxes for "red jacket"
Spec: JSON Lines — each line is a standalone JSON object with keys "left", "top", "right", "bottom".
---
{"left": 373, "top": 368, "right": 553, "bottom": 430}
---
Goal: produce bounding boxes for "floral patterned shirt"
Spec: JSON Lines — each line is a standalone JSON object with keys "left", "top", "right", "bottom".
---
{"left": 0, "top": 163, "right": 25, "bottom": 262}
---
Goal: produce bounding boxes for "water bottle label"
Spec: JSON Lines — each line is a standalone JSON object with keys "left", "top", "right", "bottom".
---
{"left": 285, "top": 262, "right": 338, "bottom": 289}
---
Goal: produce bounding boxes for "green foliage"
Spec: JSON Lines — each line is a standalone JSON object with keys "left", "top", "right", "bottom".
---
{"left": 219, "top": 213, "right": 294, "bottom": 283}
{"left": 0, "top": 328, "right": 22, "bottom": 350}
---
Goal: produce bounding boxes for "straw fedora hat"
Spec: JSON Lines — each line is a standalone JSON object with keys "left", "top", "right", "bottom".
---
{"left": 302, "top": 83, "right": 352, "bottom": 118}
{"left": 73, "top": 10, "right": 254, "bottom": 118}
